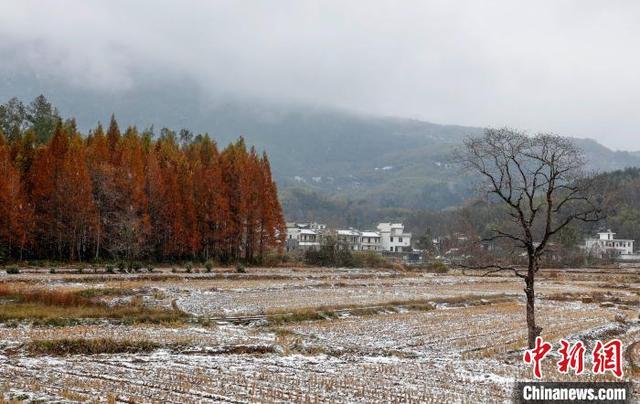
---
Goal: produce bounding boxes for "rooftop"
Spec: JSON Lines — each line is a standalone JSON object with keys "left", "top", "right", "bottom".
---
{"left": 337, "top": 229, "right": 360, "bottom": 236}
{"left": 588, "top": 237, "right": 634, "bottom": 242}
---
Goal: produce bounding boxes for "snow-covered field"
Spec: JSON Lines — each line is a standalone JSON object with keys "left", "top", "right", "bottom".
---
{"left": 0, "top": 266, "right": 638, "bottom": 402}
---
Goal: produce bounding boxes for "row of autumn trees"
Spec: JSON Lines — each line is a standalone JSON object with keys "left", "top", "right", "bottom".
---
{"left": 0, "top": 97, "right": 285, "bottom": 263}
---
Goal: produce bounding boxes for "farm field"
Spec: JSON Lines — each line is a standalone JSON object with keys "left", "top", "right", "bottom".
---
{"left": 0, "top": 266, "right": 638, "bottom": 403}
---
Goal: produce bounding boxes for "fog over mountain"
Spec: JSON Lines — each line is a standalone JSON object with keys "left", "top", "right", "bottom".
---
{"left": 3, "top": 72, "right": 640, "bottom": 228}
{"left": 2, "top": 1, "right": 640, "bottom": 149}
{"left": 2, "top": 1, "right": 640, "bottom": 225}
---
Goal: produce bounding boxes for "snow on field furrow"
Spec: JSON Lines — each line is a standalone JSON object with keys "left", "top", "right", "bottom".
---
{"left": 0, "top": 269, "right": 636, "bottom": 403}
{"left": 286, "top": 301, "right": 617, "bottom": 360}
{"left": 173, "top": 288, "right": 511, "bottom": 317}
{"left": 356, "top": 358, "right": 514, "bottom": 402}
{"left": 170, "top": 281, "right": 606, "bottom": 318}
{"left": 189, "top": 276, "right": 473, "bottom": 293}
{"left": 0, "top": 324, "right": 273, "bottom": 348}
{"left": 0, "top": 352, "right": 516, "bottom": 403}
{"left": 2, "top": 355, "right": 245, "bottom": 403}
{"left": 129, "top": 274, "right": 521, "bottom": 316}
{"left": 44, "top": 272, "right": 610, "bottom": 318}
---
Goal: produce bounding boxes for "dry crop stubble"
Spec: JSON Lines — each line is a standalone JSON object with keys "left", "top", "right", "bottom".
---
{"left": 0, "top": 266, "right": 636, "bottom": 402}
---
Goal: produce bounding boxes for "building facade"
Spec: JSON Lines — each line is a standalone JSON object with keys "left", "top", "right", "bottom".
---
{"left": 377, "top": 223, "right": 412, "bottom": 252}
{"left": 584, "top": 230, "right": 634, "bottom": 257}
{"left": 286, "top": 222, "right": 412, "bottom": 255}
{"left": 337, "top": 229, "right": 361, "bottom": 250}
{"left": 285, "top": 222, "right": 325, "bottom": 251}
{"left": 360, "top": 231, "right": 382, "bottom": 251}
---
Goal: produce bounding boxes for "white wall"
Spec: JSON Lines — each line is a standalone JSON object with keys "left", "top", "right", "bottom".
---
{"left": 377, "top": 223, "right": 411, "bottom": 252}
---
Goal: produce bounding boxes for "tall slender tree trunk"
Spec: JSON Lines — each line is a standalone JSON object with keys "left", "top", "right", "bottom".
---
{"left": 95, "top": 229, "right": 101, "bottom": 260}
{"left": 525, "top": 254, "right": 540, "bottom": 349}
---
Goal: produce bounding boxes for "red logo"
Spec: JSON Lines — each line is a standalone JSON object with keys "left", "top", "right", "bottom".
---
{"left": 523, "top": 338, "right": 624, "bottom": 379}
{"left": 592, "top": 339, "right": 623, "bottom": 378}
{"left": 557, "top": 339, "right": 585, "bottom": 375}
{"left": 523, "top": 336, "right": 553, "bottom": 379}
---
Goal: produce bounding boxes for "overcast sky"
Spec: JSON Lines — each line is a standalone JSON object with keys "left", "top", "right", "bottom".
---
{"left": 1, "top": 1, "right": 639, "bottom": 150}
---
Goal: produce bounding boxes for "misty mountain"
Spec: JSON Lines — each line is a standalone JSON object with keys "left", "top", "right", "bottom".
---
{"left": 2, "top": 72, "right": 640, "bottom": 224}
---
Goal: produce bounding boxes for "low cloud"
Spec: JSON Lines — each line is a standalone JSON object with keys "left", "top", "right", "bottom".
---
{"left": 1, "top": 1, "right": 639, "bottom": 149}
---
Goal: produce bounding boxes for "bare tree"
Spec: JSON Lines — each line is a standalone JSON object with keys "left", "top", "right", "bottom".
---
{"left": 456, "top": 128, "right": 601, "bottom": 348}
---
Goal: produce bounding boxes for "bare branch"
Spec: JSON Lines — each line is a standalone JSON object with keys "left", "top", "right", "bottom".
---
{"left": 456, "top": 127, "right": 602, "bottom": 263}
{"left": 456, "top": 263, "right": 527, "bottom": 279}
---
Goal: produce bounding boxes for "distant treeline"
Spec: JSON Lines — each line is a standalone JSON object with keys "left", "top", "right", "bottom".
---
{"left": 405, "top": 166, "right": 640, "bottom": 262}
{"left": 283, "top": 165, "right": 640, "bottom": 261}
{"left": 0, "top": 96, "right": 285, "bottom": 263}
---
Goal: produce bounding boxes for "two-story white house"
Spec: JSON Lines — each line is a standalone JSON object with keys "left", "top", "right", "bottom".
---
{"left": 360, "top": 231, "right": 382, "bottom": 251}
{"left": 584, "top": 230, "right": 634, "bottom": 257}
{"left": 377, "top": 223, "right": 412, "bottom": 252}
{"left": 286, "top": 221, "right": 413, "bottom": 254}
{"left": 285, "top": 222, "right": 301, "bottom": 244}
{"left": 337, "top": 229, "right": 361, "bottom": 250}
{"left": 286, "top": 222, "right": 325, "bottom": 251}
{"left": 299, "top": 229, "right": 321, "bottom": 250}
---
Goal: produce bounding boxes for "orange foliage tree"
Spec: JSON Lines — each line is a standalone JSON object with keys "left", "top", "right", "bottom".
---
{"left": 0, "top": 132, "right": 33, "bottom": 260}
{"left": 0, "top": 111, "right": 284, "bottom": 264}
{"left": 29, "top": 124, "right": 98, "bottom": 260}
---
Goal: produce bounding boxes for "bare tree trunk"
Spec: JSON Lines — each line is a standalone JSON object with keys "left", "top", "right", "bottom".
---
{"left": 525, "top": 255, "right": 541, "bottom": 349}
{"left": 458, "top": 129, "right": 602, "bottom": 350}
{"left": 95, "top": 229, "right": 101, "bottom": 261}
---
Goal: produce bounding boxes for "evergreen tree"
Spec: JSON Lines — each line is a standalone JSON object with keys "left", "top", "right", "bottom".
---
{"left": 26, "top": 95, "right": 60, "bottom": 144}
{"left": 0, "top": 98, "right": 27, "bottom": 142}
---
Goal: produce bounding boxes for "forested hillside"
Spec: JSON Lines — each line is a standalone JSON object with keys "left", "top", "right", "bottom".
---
{"left": 588, "top": 167, "right": 640, "bottom": 243}
{"left": 0, "top": 99, "right": 284, "bottom": 263}
{"left": 0, "top": 75, "right": 483, "bottom": 212}
{"left": 403, "top": 167, "right": 640, "bottom": 255}
{"left": 2, "top": 88, "right": 640, "bottom": 228}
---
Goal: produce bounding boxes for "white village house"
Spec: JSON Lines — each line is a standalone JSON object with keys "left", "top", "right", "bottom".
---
{"left": 286, "top": 222, "right": 410, "bottom": 254}
{"left": 336, "top": 229, "right": 361, "bottom": 250}
{"left": 584, "top": 229, "right": 635, "bottom": 257}
{"left": 360, "top": 231, "right": 382, "bottom": 251}
{"left": 285, "top": 222, "right": 325, "bottom": 251}
{"left": 377, "top": 223, "right": 412, "bottom": 252}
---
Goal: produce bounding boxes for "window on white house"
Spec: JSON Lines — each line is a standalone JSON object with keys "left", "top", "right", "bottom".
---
{"left": 399, "top": 237, "right": 403, "bottom": 242}
{"left": 390, "top": 237, "right": 394, "bottom": 242}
